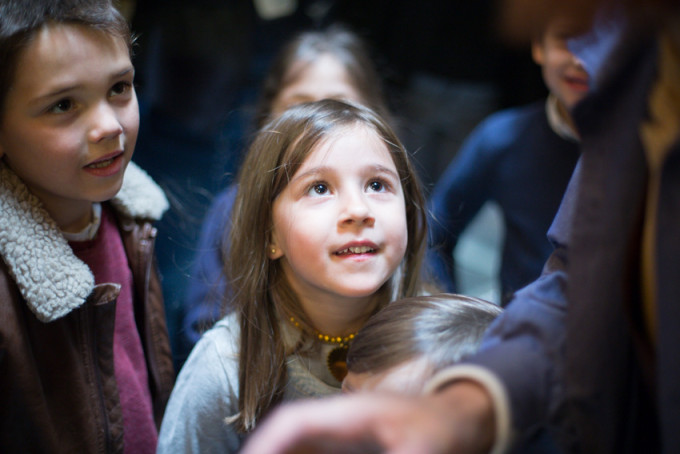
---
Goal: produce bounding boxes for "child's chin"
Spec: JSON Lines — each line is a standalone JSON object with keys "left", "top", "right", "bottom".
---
{"left": 95, "top": 180, "right": 126, "bottom": 203}
{"left": 341, "top": 285, "right": 385, "bottom": 299}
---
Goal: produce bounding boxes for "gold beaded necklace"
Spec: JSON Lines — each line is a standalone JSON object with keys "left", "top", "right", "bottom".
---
{"left": 289, "top": 317, "right": 356, "bottom": 381}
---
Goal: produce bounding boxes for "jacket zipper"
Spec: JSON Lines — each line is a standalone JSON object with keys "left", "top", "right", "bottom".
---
{"left": 80, "top": 302, "right": 113, "bottom": 452}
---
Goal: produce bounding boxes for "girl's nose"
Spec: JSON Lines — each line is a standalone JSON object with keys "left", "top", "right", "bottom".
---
{"left": 339, "top": 190, "right": 375, "bottom": 227}
{"left": 88, "top": 102, "right": 124, "bottom": 143}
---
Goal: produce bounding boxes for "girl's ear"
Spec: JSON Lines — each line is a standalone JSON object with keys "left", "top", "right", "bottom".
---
{"left": 268, "top": 244, "right": 284, "bottom": 260}
{"left": 268, "top": 222, "right": 285, "bottom": 259}
{"left": 268, "top": 229, "right": 284, "bottom": 260}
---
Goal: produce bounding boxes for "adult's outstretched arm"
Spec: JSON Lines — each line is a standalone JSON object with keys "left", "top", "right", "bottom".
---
{"left": 241, "top": 380, "right": 496, "bottom": 454}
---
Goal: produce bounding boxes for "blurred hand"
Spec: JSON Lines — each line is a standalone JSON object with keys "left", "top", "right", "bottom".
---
{"left": 241, "top": 380, "right": 495, "bottom": 454}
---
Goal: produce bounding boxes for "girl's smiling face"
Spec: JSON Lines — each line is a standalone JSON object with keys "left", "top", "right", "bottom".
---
{"left": 0, "top": 23, "right": 138, "bottom": 232}
{"left": 270, "top": 124, "right": 408, "bottom": 314}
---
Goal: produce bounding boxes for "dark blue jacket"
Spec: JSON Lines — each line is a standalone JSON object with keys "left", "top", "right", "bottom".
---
{"left": 428, "top": 100, "right": 579, "bottom": 303}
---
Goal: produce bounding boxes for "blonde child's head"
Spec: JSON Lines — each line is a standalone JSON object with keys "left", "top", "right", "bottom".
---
{"left": 229, "top": 98, "right": 427, "bottom": 431}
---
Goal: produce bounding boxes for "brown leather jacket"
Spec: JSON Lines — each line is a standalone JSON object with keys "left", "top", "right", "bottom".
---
{"left": 0, "top": 162, "right": 175, "bottom": 453}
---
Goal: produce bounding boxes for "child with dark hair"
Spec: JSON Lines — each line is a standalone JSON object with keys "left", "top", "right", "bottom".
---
{"left": 0, "top": 1, "right": 174, "bottom": 451}
{"left": 428, "top": 15, "right": 588, "bottom": 304}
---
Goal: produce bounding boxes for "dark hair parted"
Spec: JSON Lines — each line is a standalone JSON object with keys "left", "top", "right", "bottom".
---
{"left": 347, "top": 293, "right": 503, "bottom": 376}
{"left": 227, "top": 99, "right": 427, "bottom": 432}
{"left": 253, "top": 24, "right": 389, "bottom": 129}
{"left": 0, "top": 0, "right": 132, "bottom": 122}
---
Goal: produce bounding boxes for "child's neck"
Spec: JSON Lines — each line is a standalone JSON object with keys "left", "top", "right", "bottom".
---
{"left": 556, "top": 98, "right": 578, "bottom": 137}
{"left": 301, "top": 293, "right": 382, "bottom": 337}
{"left": 49, "top": 200, "right": 95, "bottom": 234}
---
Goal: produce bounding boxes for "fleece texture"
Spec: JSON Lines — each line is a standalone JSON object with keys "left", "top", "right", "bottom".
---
{"left": 0, "top": 161, "right": 168, "bottom": 322}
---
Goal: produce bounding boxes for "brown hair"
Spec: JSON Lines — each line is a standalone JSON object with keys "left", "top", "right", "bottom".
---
{"left": 347, "top": 293, "right": 503, "bottom": 376}
{"left": 253, "top": 24, "right": 389, "bottom": 129}
{"left": 0, "top": 0, "right": 133, "bottom": 123}
{"left": 227, "top": 99, "right": 427, "bottom": 431}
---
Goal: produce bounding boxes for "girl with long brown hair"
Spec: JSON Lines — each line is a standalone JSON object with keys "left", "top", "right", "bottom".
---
{"left": 158, "top": 99, "right": 427, "bottom": 452}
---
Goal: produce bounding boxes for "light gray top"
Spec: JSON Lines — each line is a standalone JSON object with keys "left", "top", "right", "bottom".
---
{"left": 157, "top": 313, "right": 342, "bottom": 453}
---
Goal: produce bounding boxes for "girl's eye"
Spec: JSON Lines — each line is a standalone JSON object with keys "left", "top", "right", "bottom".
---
{"left": 368, "top": 180, "right": 386, "bottom": 192}
{"left": 308, "top": 183, "right": 329, "bottom": 196}
{"left": 110, "top": 81, "right": 132, "bottom": 97}
{"left": 48, "top": 98, "right": 74, "bottom": 114}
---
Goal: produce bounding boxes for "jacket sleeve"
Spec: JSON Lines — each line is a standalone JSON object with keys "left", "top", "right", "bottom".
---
{"left": 427, "top": 116, "right": 502, "bottom": 292}
{"left": 465, "top": 159, "right": 582, "bottom": 436}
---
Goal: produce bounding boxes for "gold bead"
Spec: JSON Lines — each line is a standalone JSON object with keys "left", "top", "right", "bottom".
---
{"left": 289, "top": 318, "right": 357, "bottom": 346}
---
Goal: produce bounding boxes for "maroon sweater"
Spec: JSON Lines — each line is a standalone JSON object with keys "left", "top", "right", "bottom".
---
{"left": 70, "top": 205, "right": 157, "bottom": 453}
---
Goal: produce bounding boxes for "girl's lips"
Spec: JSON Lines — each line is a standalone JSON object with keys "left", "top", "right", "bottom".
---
{"left": 83, "top": 151, "right": 125, "bottom": 177}
{"left": 334, "top": 242, "right": 379, "bottom": 256}
{"left": 335, "top": 246, "right": 375, "bottom": 256}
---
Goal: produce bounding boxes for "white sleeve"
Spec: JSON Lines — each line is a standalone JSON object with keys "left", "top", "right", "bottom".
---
{"left": 423, "top": 365, "right": 514, "bottom": 454}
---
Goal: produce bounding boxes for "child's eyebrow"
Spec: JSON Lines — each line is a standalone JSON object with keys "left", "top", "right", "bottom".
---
{"left": 113, "top": 66, "right": 135, "bottom": 78}
{"left": 35, "top": 85, "right": 79, "bottom": 102}
{"left": 366, "top": 164, "right": 400, "bottom": 180}
{"left": 291, "top": 164, "right": 399, "bottom": 183}
{"left": 287, "top": 166, "right": 330, "bottom": 185}
{"left": 31, "top": 66, "right": 135, "bottom": 103}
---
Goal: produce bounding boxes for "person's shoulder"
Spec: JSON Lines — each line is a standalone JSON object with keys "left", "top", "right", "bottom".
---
{"left": 467, "top": 101, "right": 545, "bottom": 152}
{"left": 109, "top": 161, "right": 169, "bottom": 222}
{"left": 159, "top": 312, "right": 243, "bottom": 453}
{"left": 483, "top": 101, "right": 545, "bottom": 129}
{"left": 170, "top": 312, "right": 241, "bottom": 400}
{"left": 0, "top": 162, "right": 93, "bottom": 322}
{"left": 198, "top": 312, "right": 241, "bottom": 359}
{"left": 202, "top": 183, "right": 239, "bottom": 229}
{"left": 208, "top": 184, "right": 239, "bottom": 212}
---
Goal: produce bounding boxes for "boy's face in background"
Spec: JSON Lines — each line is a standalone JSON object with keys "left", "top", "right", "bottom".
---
{"left": 0, "top": 23, "right": 138, "bottom": 232}
{"left": 532, "top": 18, "right": 590, "bottom": 111}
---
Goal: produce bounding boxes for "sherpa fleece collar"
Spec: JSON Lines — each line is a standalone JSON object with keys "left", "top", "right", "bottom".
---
{"left": 0, "top": 161, "right": 168, "bottom": 322}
